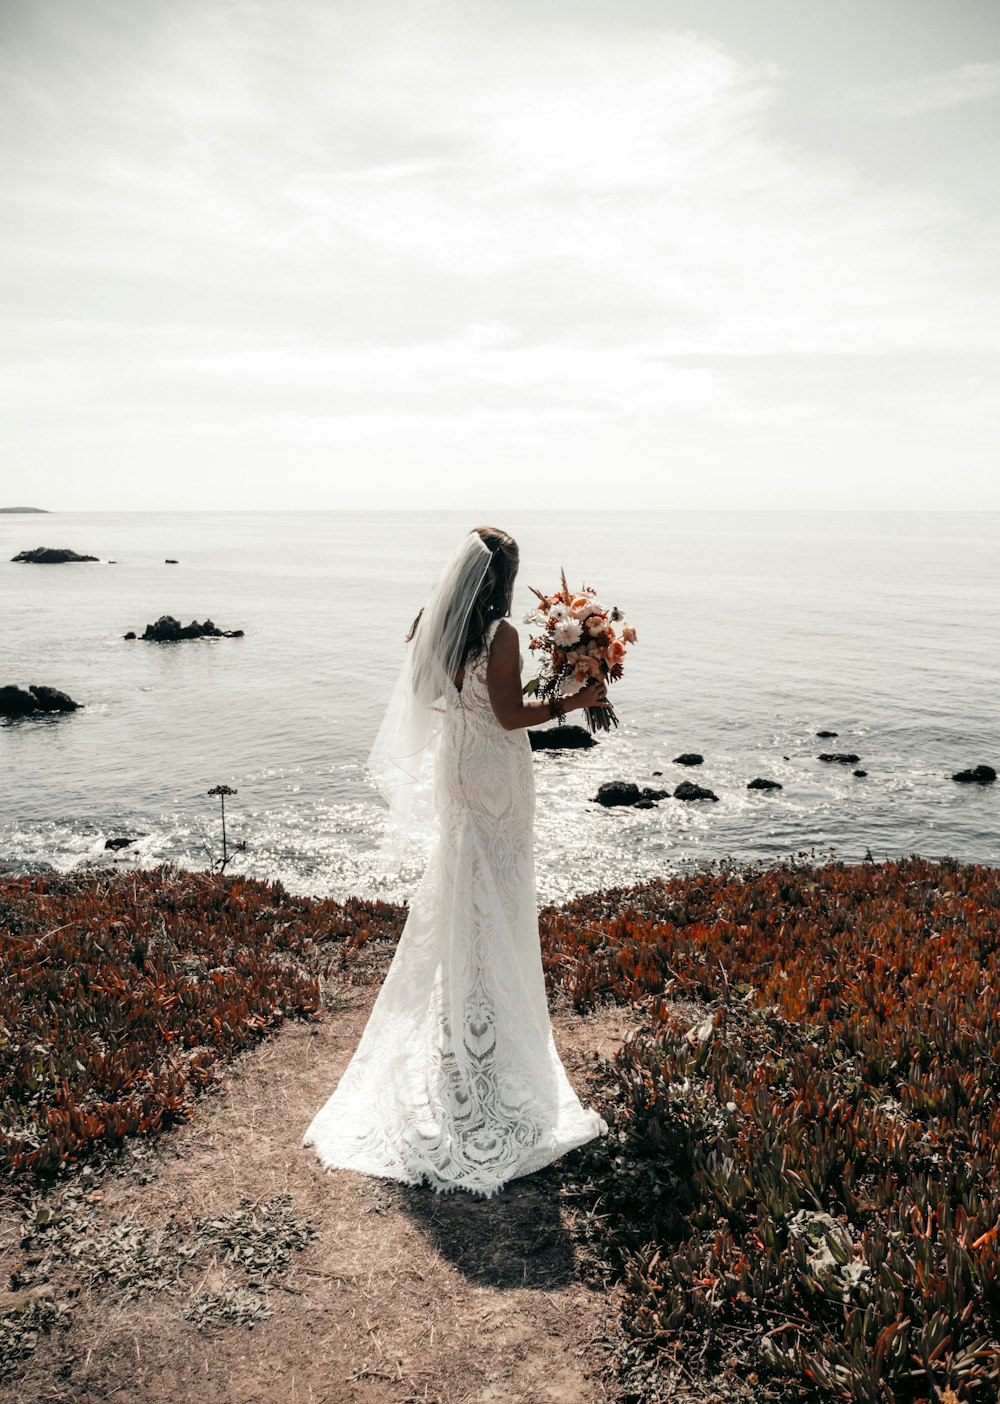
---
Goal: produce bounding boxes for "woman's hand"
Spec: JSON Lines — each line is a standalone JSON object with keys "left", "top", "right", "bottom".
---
{"left": 570, "top": 679, "right": 611, "bottom": 713}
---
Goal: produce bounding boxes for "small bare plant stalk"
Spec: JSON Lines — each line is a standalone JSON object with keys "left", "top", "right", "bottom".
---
{"left": 208, "top": 785, "right": 238, "bottom": 872}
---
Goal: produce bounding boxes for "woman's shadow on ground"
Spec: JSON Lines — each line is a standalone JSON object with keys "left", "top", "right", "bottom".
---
{"left": 398, "top": 1165, "right": 583, "bottom": 1290}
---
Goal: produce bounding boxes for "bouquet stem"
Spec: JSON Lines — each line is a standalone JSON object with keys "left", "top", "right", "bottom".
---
{"left": 586, "top": 702, "right": 619, "bottom": 734}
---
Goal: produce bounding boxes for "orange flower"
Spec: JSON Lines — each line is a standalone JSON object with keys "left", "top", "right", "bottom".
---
{"left": 606, "top": 638, "right": 626, "bottom": 667}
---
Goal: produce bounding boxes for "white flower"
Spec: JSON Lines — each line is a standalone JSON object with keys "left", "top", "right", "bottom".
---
{"left": 522, "top": 609, "right": 547, "bottom": 626}
{"left": 552, "top": 618, "right": 583, "bottom": 647}
{"left": 548, "top": 602, "right": 570, "bottom": 623}
{"left": 559, "top": 676, "right": 586, "bottom": 697}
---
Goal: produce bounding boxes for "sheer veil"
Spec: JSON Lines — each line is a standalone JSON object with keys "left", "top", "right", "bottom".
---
{"left": 367, "top": 531, "right": 493, "bottom": 873}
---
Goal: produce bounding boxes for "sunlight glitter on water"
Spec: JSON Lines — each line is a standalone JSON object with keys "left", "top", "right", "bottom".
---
{"left": 3, "top": 510, "right": 998, "bottom": 894}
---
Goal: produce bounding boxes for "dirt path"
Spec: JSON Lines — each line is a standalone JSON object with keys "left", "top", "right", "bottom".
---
{"left": 1, "top": 981, "right": 641, "bottom": 1404}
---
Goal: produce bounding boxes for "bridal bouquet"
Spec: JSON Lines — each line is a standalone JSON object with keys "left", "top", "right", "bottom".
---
{"left": 522, "top": 569, "right": 636, "bottom": 733}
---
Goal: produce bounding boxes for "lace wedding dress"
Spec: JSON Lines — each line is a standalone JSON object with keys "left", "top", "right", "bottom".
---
{"left": 303, "top": 618, "right": 607, "bottom": 1197}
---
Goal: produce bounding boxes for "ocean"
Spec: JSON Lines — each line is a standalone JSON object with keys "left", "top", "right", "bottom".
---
{"left": 2, "top": 510, "right": 997, "bottom": 903}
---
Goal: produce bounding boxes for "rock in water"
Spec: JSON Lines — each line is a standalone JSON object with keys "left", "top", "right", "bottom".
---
{"left": 0, "top": 684, "right": 82, "bottom": 717}
{"left": 674, "top": 780, "right": 719, "bottom": 802}
{"left": 0, "top": 686, "right": 37, "bottom": 717}
{"left": 816, "top": 730, "right": 838, "bottom": 738}
{"left": 104, "top": 837, "right": 138, "bottom": 850}
{"left": 853, "top": 769, "right": 867, "bottom": 778}
{"left": 142, "top": 615, "right": 182, "bottom": 641}
{"left": 165, "top": 558, "right": 179, "bottom": 564}
{"left": 593, "top": 781, "right": 643, "bottom": 807}
{"left": 953, "top": 765, "right": 996, "bottom": 784}
{"left": 12, "top": 546, "right": 99, "bottom": 564}
{"left": 747, "top": 777, "right": 782, "bottom": 790}
{"left": 28, "top": 685, "right": 80, "bottom": 712}
{"left": 592, "top": 782, "right": 669, "bottom": 808}
{"left": 528, "top": 724, "right": 597, "bottom": 751}
{"left": 673, "top": 752, "right": 704, "bottom": 766}
{"left": 818, "top": 753, "right": 860, "bottom": 765}
{"left": 138, "top": 615, "right": 243, "bottom": 641}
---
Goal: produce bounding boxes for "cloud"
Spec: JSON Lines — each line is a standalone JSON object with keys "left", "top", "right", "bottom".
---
{"left": 846, "top": 61, "right": 1000, "bottom": 119}
{"left": 0, "top": 0, "right": 998, "bottom": 506}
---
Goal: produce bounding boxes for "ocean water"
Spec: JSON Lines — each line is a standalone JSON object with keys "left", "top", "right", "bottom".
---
{"left": 2, "top": 510, "right": 997, "bottom": 903}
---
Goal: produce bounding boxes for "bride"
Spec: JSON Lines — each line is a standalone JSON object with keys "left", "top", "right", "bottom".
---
{"left": 303, "top": 526, "right": 609, "bottom": 1198}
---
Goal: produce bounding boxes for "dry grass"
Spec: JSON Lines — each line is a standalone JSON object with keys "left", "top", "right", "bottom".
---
{"left": 0, "top": 954, "right": 645, "bottom": 1404}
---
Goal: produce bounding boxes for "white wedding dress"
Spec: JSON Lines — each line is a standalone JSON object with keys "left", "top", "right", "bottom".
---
{"left": 303, "top": 619, "right": 607, "bottom": 1197}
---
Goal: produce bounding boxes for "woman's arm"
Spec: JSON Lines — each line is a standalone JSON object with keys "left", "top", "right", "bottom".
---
{"left": 485, "top": 620, "right": 609, "bottom": 731}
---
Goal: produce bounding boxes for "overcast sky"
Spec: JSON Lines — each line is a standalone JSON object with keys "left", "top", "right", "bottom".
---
{"left": 2, "top": 0, "right": 998, "bottom": 510}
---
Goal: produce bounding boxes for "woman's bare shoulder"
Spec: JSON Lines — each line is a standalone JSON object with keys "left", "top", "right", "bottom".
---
{"left": 487, "top": 618, "right": 519, "bottom": 663}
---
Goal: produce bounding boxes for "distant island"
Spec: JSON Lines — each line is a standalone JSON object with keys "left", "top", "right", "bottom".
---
{"left": 0, "top": 506, "right": 49, "bottom": 513}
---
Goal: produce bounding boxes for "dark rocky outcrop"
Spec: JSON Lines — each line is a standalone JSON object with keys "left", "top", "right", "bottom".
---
{"left": 593, "top": 781, "right": 671, "bottom": 808}
{"left": 819, "top": 753, "right": 860, "bottom": 765}
{"left": 137, "top": 616, "right": 244, "bottom": 641}
{"left": 123, "top": 631, "right": 136, "bottom": 640}
{"left": 816, "top": 730, "right": 838, "bottom": 738}
{"left": 29, "top": 686, "right": 80, "bottom": 712}
{"left": 953, "top": 765, "right": 996, "bottom": 785}
{"left": 12, "top": 546, "right": 98, "bottom": 564}
{"left": 674, "top": 780, "right": 719, "bottom": 802}
{"left": 104, "top": 837, "right": 138, "bottom": 851}
{"left": 0, "top": 687, "right": 38, "bottom": 718}
{"left": 673, "top": 753, "right": 703, "bottom": 766}
{"left": 1, "top": 506, "right": 48, "bottom": 513}
{"left": 853, "top": 769, "right": 867, "bottom": 778}
{"left": 593, "top": 781, "right": 642, "bottom": 807}
{"left": 0, "top": 684, "right": 82, "bottom": 717}
{"left": 747, "top": 777, "right": 782, "bottom": 791}
{"left": 165, "top": 559, "right": 179, "bottom": 564}
{"left": 528, "top": 724, "right": 597, "bottom": 751}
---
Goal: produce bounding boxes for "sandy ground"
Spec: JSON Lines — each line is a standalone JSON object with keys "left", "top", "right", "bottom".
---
{"left": 0, "top": 972, "right": 642, "bottom": 1404}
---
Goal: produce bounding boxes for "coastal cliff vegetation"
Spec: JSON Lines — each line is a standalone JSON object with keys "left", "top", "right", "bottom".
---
{"left": 1, "top": 857, "right": 998, "bottom": 1400}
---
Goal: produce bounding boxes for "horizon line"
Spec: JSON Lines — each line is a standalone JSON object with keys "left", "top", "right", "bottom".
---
{"left": 5, "top": 505, "right": 1000, "bottom": 516}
